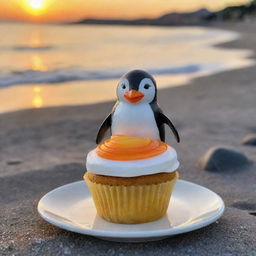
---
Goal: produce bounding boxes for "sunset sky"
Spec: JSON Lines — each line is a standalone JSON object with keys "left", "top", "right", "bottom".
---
{"left": 0, "top": 0, "right": 252, "bottom": 23}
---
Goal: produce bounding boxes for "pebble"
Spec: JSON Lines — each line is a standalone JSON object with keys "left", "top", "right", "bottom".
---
{"left": 242, "top": 134, "right": 256, "bottom": 146}
{"left": 6, "top": 159, "right": 22, "bottom": 165}
{"left": 199, "top": 146, "right": 250, "bottom": 172}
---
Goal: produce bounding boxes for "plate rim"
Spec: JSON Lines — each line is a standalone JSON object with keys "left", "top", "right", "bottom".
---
{"left": 38, "top": 180, "right": 225, "bottom": 238}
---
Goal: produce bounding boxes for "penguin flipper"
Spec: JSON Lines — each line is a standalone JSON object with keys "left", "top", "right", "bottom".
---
{"left": 96, "top": 114, "right": 112, "bottom": 144}
{"left": 159, "top": 113, "right": 180, "bottom": 143}
{"left": 158, "top": 123, "right": 165, "bottom": 142}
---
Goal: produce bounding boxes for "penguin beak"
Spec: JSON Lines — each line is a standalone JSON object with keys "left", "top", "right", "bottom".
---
{"left": 124, "top": 90, "right": 144, "bottom": 103}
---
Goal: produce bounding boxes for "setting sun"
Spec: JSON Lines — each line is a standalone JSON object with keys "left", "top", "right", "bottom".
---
{"left": 24, "top": 0, "right": 46, "bottom": 16}
{"left": 28, "top": 0, "right": 45, "bottom": 10}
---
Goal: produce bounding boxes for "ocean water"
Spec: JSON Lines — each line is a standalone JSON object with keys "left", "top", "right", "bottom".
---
{"left": 0, "top": 23, "right": 253, "bottom": 113}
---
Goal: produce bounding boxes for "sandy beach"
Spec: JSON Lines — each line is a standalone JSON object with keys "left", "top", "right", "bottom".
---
{"left": 1, "top": 23, "right": 256, "bottom": 255}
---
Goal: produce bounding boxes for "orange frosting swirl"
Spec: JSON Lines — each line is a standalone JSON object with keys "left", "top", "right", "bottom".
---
{"left": 96, "top": 135, "right": 168, "bottom": 161}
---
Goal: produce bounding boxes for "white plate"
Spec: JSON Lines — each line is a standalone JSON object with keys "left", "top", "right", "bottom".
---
{"left": 38, "top": 180, "right": 224, "bottom": 242}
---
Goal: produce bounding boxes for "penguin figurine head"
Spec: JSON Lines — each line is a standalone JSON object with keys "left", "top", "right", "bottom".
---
{"left": 117, "top": 70, "right": 157, "bottom": 104}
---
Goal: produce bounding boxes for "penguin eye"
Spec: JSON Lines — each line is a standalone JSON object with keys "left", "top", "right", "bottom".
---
{"left": 121, "top": 84, "right": 126, "bottom": 89}
{"left": 144, "top": 84, "right": 150, "bottom": 89}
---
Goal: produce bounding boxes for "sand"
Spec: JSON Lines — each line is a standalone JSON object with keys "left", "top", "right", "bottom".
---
{"left": 1, "top": 23, "right": 256, "bottom": 255}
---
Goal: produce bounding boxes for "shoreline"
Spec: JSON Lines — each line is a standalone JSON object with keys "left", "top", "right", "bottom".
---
{"left": 1, "top": 23, "right": 256, "bottom": 255}
{"left": 0, "top": 24, "right": 253, "bottom": 114}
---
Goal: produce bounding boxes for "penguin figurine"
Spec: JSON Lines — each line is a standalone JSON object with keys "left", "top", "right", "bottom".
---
{"left": 96, "top": 70, "right": 180, "bottom": 144}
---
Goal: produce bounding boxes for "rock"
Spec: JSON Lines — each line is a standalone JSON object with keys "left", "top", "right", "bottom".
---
{"left": 199, "top": 146, "right": 250, "bottom": 172}
{"left": 242, "top": 134, "right": 256, "bottom": 146}
{"left": 6, "top": 159, "right": 22, "bottom": 165}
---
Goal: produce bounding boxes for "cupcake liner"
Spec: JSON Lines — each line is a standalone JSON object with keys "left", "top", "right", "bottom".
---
{"left": 84, "top": 172, "right": 178, "bottom": 224}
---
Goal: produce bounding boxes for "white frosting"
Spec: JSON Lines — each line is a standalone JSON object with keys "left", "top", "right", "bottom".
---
{"left": 86, "top": 146, "right": 179, "bottom": 177}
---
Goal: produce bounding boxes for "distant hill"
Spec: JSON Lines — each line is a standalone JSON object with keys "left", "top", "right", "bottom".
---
{"left": 205, "top": 0, "right": 256, "bottom": 21}
{"left": 73, "top": 9, "right": 212, "bottom": 26}
{"left": 72, "top": 1, "right": 256, "bottom": 26}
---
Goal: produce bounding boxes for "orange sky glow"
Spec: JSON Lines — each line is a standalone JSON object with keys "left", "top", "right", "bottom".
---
{"left": 0, "top": 0, "right": 252, "bottom": 23}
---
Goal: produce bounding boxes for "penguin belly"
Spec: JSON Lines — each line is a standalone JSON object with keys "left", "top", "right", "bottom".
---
{"left": 112, "top": 102, "right": 160, "bottom": 139}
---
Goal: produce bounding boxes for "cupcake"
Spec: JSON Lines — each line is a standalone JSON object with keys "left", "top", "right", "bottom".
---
{"left": 84, "top": 135, "right": 179, "bottom": 224}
